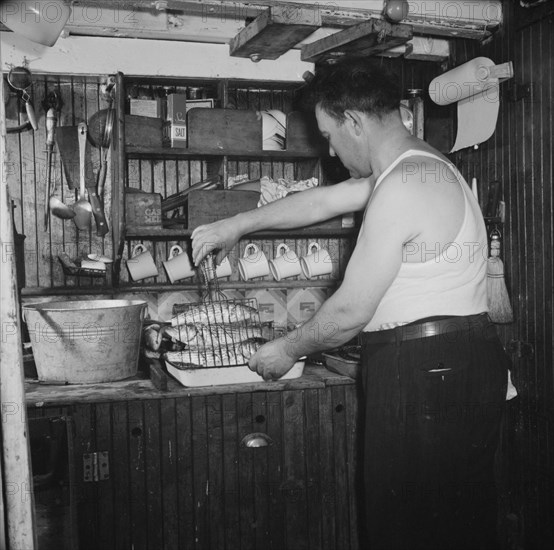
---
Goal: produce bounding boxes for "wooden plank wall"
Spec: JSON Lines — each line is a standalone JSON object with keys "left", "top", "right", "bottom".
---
{"left": 4, "top": 75, "right": 113, "bottom": 292}
{"left": 449, "top": 1, "right": 554, "bottom": 547}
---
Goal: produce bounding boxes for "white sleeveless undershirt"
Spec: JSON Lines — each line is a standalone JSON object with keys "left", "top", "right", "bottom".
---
{"left": 363, "top": 149, "right": 488, "bottom": 332}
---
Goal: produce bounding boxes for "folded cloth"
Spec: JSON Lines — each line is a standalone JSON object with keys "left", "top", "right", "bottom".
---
{"left": 258, "top": 176, "right": 318, "bottom": 206}
{"left": 227, "top": 174, "right": 252, "bottom": 189}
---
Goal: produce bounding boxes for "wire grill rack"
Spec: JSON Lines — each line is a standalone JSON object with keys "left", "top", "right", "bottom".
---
{"left": 165, "top": 255, "right": 266, "bottom": 369}
{"left": 167, "top": 298, "right": 264, "bottom": 368}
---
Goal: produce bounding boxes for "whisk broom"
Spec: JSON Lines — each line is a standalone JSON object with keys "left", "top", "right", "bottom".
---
{"left": 487, "top": 229, "right": 513, "bottom": 323}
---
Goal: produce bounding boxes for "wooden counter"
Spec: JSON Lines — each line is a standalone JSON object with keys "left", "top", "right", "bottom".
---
{"left": 25, "top": 364, "right": 355, "bottom": 407}
{"left": 26, "top": 364, "right": 362, "bottom": 550}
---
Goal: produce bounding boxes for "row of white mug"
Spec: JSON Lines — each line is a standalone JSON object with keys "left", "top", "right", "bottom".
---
{"left": 126, "top": 242, "right": 333, "bottom": 283}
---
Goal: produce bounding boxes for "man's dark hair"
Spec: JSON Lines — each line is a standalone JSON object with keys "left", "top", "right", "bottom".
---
{"left": 306, "top": 57, "right": 402, "bottom": 122}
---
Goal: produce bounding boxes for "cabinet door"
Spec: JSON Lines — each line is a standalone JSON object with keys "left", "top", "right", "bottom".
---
{"left": 71, "top": 385, "right": 359, "bottom": 550}
{"left": 28, "top": 409, "right": 78, "bottom": 550}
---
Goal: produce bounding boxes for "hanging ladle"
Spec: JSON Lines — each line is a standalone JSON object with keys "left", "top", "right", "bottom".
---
{"left": 73, "top": 122, "right": 93, "bottom": 230}
{"left": 7, "top": 66, "right": 38, "bottom": 131}
{"left": 45, "top": 108, "right": 75, "bottom": 229}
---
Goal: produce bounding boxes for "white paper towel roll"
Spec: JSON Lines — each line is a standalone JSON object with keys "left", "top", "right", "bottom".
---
{"left": 429, "top": 57, "right": 500, "bottom": 153}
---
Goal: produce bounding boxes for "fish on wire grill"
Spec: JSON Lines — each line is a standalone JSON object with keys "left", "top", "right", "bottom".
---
{"left": 163, "top": 254, "right": 268, "bottom": 369}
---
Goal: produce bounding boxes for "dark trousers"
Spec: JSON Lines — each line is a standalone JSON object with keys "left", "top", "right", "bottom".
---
{"left": 360, "top": 316, "right": 510, "bottom": 550}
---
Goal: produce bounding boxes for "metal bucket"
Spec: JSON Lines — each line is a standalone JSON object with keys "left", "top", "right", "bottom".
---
{"left": 23, "top": 299, "right": 147, "bottom": 384}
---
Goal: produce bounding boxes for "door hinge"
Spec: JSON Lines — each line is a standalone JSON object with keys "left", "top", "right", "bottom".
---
{"left": 83, "top": 451, "right": 110, "bottom": 482}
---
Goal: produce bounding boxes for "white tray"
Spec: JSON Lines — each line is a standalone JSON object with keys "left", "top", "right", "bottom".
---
{"left": 166, "top": 360, "right": 305, "bottom": 387}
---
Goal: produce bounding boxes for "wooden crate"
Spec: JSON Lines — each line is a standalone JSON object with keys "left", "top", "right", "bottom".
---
{"left": 187, "top": 109, "right": 263, "bottom": 153}
{"left": 125, "top": 190, "right": 163, "bottom": 230}
{"left": 187, "top": 190, "right": 260, "bottom": 227}
{"left": 125, "top": 115, "right": 163, "bottom": 148}
{"left": 286, "top": 111, "right": 326, "bottom": 154}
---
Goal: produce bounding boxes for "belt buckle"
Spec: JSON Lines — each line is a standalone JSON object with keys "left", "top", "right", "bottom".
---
{"left": 422, "top": 322, "right": 440, "bottom": 338}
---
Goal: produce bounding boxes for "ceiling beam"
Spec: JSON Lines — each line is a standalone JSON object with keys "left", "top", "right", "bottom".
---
{"left": 63, "top": 0, "right": 501, "bottom": 40}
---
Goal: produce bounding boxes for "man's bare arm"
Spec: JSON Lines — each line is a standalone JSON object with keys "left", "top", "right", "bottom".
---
{"left": 191, "top": 177, "right": 372, "bottom": 265}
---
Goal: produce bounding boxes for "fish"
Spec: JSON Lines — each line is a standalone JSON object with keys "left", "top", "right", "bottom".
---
{"left": 143, "top": 324, "right": 163, "bottom": 351}
{"left": 198, "top": 324, "right": 263, "bottom": 348}
{"left": 237, "top": 337, "right": 268, "bottom": 360}
{"left": 162, "top": 324, "right": 202, "bottom": 346}
{"left": 171, "top": 302, "right": 257, "bottom": 327}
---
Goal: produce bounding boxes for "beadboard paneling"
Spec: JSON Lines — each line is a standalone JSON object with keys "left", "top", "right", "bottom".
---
{"left": 449, "top": 2, "right": 554, "bottom": 547}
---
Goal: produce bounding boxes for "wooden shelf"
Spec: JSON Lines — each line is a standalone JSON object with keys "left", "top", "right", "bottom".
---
{"left": 114, "top": 74, "right": 355, "bottom": 292}
{"left": 301, "top": 19, "right": 412, "bottom": 63}
{"left": 126, "top": 227, "right": 193, "bottom": 238}
{"left": 126, "top": 146, "right": 320, "bottom": 160}
{"left": 118, "top": 279, "right": 340, "bottom": 293}
{"left": 21, "top": 279, "right": 340, "bottom": 297}
{"left": 251, "top": 226, "right": 357, "bottom": 238}
{"left": 125, "top": 225, "right": 359, "bottom": 239}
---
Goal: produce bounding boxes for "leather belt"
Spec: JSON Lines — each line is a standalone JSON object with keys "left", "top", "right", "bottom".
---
{"left": 360, "top": 313, "right": 491, "bottom": 345}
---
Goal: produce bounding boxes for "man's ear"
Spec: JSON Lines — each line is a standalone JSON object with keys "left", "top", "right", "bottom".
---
{"left": 343, "top": 110, "right": 364, "bottom": 136}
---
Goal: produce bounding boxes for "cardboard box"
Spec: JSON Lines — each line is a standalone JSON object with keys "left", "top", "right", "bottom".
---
{"left": 166, "top": 93, "right": 187, "bottom": 124}
{"left": 125, "top": 190, "right": 162, "bottom": 230}
{"left": 163, "top": 96, "right": 214, "bottom": 147}
{"left": 162, "top": 121, "right": 187, "bottom": 148}
{"left": 186, "top": 98, "right": 214, "bottom": 112}
{"left": 130, "top": 99, "right": 162, "bottom": 119}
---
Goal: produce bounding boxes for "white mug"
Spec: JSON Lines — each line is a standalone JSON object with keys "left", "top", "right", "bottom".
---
{"left": 269, "top": 243, "right": 301, "bottom": 281}
{"left": 300, "top": 242, "right": 332, "bottom": 279}
{"left": 206, "top": 256, "right": 233, "bottom": 280}
{"left": 238, "top": 243, "right": 269, "bottom": 281}
{"left": 126, "top": 244, "right": 158, "bottom": 281}
{"left": 163, "top": 245, "right": 195, "bottom": 284}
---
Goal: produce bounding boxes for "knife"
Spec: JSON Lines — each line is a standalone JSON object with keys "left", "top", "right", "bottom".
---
{"left": 84, "top": 146, "right": 109, "bottom": 237}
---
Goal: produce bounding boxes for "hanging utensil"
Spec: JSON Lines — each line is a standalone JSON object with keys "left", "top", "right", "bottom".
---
{"left": 7, "top": 66, "right": 38, "bottom": 131}
{"left": 45, "top": 109, "right": 75, "bottom": 228}
{"left": 55, "top": 125, "right": 79, "bottom": 189}
{"left": 88, "top": 104, "right": 114, "bottom": 198}
{"left": 84, "top": 153, "right": 109, "bottom": 237}
{"left": 73, "top": 123, "right": 93, "bottom": 230}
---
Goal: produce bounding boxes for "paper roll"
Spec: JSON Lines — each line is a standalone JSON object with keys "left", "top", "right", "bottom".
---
{"left": 428, "top": 57, "right": 500, "bottom": 153}
{"left": 429, "top": 57, "right": 498, "bottom": 106}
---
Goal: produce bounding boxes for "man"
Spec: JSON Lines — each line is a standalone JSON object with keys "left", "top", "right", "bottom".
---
{"left": 191, "top": 58, "right": 509, "bottom": 550}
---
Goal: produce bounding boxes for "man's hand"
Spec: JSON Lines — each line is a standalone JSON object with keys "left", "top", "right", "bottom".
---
{"left": 248, "top": 338, "right": 298, "bottom": 381}
{"left": 191, "top": 218, "right": 242, "bottom": 266}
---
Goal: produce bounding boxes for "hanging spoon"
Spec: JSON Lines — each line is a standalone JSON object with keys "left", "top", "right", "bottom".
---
{"left": 73, "top": 123, "right": 93, "bottom": 230}
{"left": 45, "top": 109, "right": 75, "bottom": 227}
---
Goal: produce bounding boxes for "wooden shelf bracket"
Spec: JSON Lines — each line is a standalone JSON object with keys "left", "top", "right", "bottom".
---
{"left": 301, "top": 18, "right": 413, "bottom": 64}
{"left": 229, "top": 5, "right": 321, "bottom": 61}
